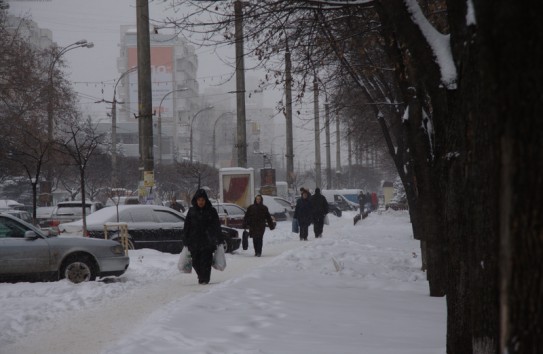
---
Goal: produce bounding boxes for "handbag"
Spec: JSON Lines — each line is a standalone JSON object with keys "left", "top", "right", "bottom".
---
{"left": 324, "top": 214, "right": 329, "bottom": 225}
{"left": 212, "top": 245, "right": 227, "bottom": 271}
{"left": 242, "top": 230, "right": 249, "bottom": 250}
{"left": 292, "top": 218, "right": 299, "bottom": 233}
{"left": 177, "top": 247, "right": 192, "bottom": 273}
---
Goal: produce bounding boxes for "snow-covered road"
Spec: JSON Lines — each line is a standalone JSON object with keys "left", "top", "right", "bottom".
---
{"left": 1, "top": 212, "right": 446, "bottom": 354}
{"left": 2, "top": 239, "right": 302, "bottom": 354}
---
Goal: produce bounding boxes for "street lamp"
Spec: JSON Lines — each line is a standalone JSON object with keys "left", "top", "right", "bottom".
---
{"left": 158, "top": 88, "right": 188, "bottom": 164}
{"left": 190, "top": 105, "right": 214, "bottom": 163}
{"left": 110, "top": 66, "right": 137, "bottom": 186}
{"left": 47, "top": 39, "right": 94, "bottom": 142}
{"left": 212, "top": 112, "right": 234, "bottom": 168}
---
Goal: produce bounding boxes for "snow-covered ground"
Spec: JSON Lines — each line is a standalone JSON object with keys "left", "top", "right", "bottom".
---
{"left": 0, "top": 210, "right": 446, "bottom": 354}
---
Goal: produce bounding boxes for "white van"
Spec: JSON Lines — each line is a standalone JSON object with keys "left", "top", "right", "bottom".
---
{"left": 321, "top": 189, "right": 362, "bottom": 211}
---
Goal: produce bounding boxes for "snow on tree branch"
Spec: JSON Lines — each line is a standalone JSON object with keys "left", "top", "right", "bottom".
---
{"left": 404, "top": 0, "right": 457, "bottom": 89}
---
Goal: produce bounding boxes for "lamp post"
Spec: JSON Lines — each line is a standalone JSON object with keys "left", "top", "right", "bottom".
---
{"left": 47, "top": 39, "right": 94, "bottom": 142}
{"left": 190, "top": 105, "right": 214, "bottom": 163}
{"left": 212, "top": 112, "right": 234, "bottom": 168}
{"left": 158, "top": 88, "right": 188, "bottom": 164}
{"left": 110, "top": 66, "right": 137, "bottom": 186}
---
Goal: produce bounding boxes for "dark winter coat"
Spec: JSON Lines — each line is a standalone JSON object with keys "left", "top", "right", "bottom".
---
{"left": 310, "top": 188, "right": 329, "bottom": 218}
{"left": 183, "top": 189, "right": 224, "bottom": 253}
{"left": 243, "top": 195, "right": 275, "bottom": 238}
{"left": 294, "top": 195, "right": 313, "bottom": 227}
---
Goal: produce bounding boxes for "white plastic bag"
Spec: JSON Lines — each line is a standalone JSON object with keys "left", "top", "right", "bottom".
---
{"left": 177, "top": 247, "right": 192, "bottom": 273}
{"left": 212, "top": 245, "right": 227, "bottom": 271}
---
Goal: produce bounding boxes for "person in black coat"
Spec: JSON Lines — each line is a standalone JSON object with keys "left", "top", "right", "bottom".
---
{"left": 169, "top": 197, "right": 185, "bottom": 213}
{"left": 182, "top": 189, "right": 224, "bottom": 284}
{"left": 243, "top": 194, "right": 275, "bottom": 257}
{"left": 294, "top": 190, "right": 313, "bottom": 241}
{"left": 310, "top": 188, "right": 329, "bottom": 238}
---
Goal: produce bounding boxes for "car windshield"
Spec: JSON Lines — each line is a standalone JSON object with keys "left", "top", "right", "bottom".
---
{"left": 55, "top": 205, "right": 91, "bottom": 216}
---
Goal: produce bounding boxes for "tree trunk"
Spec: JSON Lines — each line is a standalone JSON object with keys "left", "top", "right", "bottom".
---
{"left": 475, "top": 2, "right": 543, "bottom": 352}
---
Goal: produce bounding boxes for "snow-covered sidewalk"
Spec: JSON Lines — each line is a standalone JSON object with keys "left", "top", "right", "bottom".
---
{"left": 1, "top": 211, "right": 446, "bottom": 354}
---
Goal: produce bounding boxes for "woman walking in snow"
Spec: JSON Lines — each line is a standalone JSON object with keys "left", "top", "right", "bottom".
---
{"left": 243, "top": 194, "right": 275, "bottom": 257}
{"left": 294, "top": 190, "right": 313, "bottom": 241}
{"left": 182, "top": 189, "right": 224, "bottom": 284}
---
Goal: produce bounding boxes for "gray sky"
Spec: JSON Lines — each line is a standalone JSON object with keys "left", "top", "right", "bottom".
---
{"left": 8, "top": 0, "right": 333, "bottom": 168}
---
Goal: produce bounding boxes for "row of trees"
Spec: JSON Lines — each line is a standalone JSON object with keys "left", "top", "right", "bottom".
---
{"left": 163, "top": 0, "right": 541, "bottom": 352}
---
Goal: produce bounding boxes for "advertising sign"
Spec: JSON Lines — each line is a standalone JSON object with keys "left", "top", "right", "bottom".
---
{"left": 127, "top": 46, "right": 174, "bottom": 117}
{"left": 219, "top": 168, "right": 255, "bottom": 208}
{"left": 260, "top": 168, "right": 277, "bottom": 196}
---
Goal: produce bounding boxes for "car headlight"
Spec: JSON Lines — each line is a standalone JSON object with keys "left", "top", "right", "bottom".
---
{"left": 110, "top": 245, "right": 125, "bottom": 255}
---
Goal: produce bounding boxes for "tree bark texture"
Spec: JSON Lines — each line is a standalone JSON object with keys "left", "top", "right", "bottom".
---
{"left": 474, "top": 2, "right": 543, "bottom": 353}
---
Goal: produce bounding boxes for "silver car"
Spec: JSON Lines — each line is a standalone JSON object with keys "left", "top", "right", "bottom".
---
{"left": 0, "top": 214, "right": 129, "bottom": 283}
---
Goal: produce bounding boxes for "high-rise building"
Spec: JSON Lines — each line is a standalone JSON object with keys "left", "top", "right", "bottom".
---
{"left": 115, "top": 25, "right": 199, "bottom": 163}
{"left": 5, "top": 15, "right": 54, "bottom": 50}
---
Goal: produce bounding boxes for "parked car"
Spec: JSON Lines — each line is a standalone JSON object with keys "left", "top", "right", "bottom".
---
{"left": 327, "top": 202, "right": 343, "bottom": 217}
{"left": 36, "top": 206, "right": 56, "bottom": 227}
{"left": 0, "top": 213, "right": 129, "bottom": 283}
{"left": 261, "top": 195, "right": 292, "bottom": 221}
{"left": 58, "top": 205, "right": 241, "bottom": 253}
{"left": 212, "top": 202, "right": 247, "bottom": 229}
{"left": 1, "top": 209, "right": 33, "bottom": 224}
{"left": 106, "top": 196, "right": 140, "bottom": 206}
{"left": 49, "top": 201, "right": 104, "bottom": 231}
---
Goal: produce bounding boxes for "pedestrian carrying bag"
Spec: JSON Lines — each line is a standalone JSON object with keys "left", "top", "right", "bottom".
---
{"left": 242, "top": 230, "right": 250, "bottom": 250}
{"left": 212, "top": 245, "right": 227, "bottom": 271}
{"left": 292, "top": 218, "right": 299, "bottom": 233}
{"left": 177, "top": 247, "right": 192, "bottom": 273}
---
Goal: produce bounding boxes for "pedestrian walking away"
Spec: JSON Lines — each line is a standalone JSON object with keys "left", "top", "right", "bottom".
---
{"left": 182, "top": 189, "right": 225, "bottom": 284}
{"left": 243, "top": 194, "right": 275, "bottom": 257}
{"left": 310, "top": 188, "right": 329, "bottom": 238}
{"left": 294, "top": 190, "right": 313, "bottom": 241}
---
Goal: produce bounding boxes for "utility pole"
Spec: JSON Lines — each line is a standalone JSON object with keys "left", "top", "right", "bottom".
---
{"left": 234, "top": 0, "right": 247, "bottom": 167}
{"left": 335, "top": 112, "right": 341, "bottom": 188}
{"left": 313, "top": 76, "right": 322, "bottom": 188}
{"left": 325, "top": 102, "right": 332, "bottom": 189}
{"left": 285, "top": 47, "right": 294, "bottom": 191}
{"left": 348, "top": 128, "right": 352, "bottom": 187}
{"left": 136, "top": 0, "right": 154, "bottom": 188}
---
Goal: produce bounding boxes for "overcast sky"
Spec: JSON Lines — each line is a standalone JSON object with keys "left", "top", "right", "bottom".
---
{"left": 8, "top": 0, "right": 338, "bottom": 171}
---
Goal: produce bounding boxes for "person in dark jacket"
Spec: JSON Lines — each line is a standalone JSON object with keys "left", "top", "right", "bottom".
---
{"left": 243, "top": 194, "right": 275, "bottom": 257}
{"left": 310, "top": 188, "right": 329, "bottom": 238}
{"left": 294, "top": 190, "right": 313, "bottom": 241}
{"left": 169, "top": 197, "right": 185, "bottom": 213}
{"left": 182, "top": 189, "right": 224, "bottom": 284}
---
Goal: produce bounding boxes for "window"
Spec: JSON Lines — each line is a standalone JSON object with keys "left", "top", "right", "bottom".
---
{"left": 223, "top": 205, "right": 244, "bottom": 216}
{"left": 155, "top": 210, "right": 184, "bottom": 223}
{"left": 0, "top": 216, "right": 28, "bottom": 238}
{"left": 127, "top": 209, "right": 157, "bottom": 223}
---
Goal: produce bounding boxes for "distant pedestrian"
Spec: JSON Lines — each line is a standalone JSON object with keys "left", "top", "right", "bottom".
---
{"left": 310, "top": 188, "right": 329, "bottom": 238}
{"left": 371, "top": 192, "right": 378, "bottom": 211}
{"left": 182, "top": 189, "right": 224, "bottom": 284}
{"left": 169, "top": 197, "right": 185, "bottom": 213}
{"left": 243, "top": 194, "right": 275, "bottom": 257}
{"left": 294, "top": 190, "right": 313, "bottom": 241}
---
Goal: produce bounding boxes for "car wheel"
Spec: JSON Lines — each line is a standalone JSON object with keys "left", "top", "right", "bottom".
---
{"left": 222, "top": 242, "right": 229, "bottom": 253}
{"left": 61, "top": 255, "right": 97, "bottom": 283}
{"left": 332, "top": 210, "right": 339, "bottom": 217}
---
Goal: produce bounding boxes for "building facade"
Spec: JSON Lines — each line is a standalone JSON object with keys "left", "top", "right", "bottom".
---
{"left": 115, "top": 26, "right": 199, "bottom": 163}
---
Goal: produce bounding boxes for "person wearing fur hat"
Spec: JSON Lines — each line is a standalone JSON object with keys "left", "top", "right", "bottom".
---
{"left": 182, "top": 189, "right": 224, "bottom": 284}
{"left": 243, "top": 194, "right": 275, "bottom": 257}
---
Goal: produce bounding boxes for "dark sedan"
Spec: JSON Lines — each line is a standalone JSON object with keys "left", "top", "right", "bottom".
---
{"left": 58, "top": 205, "right": 241, "bottom": 254}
